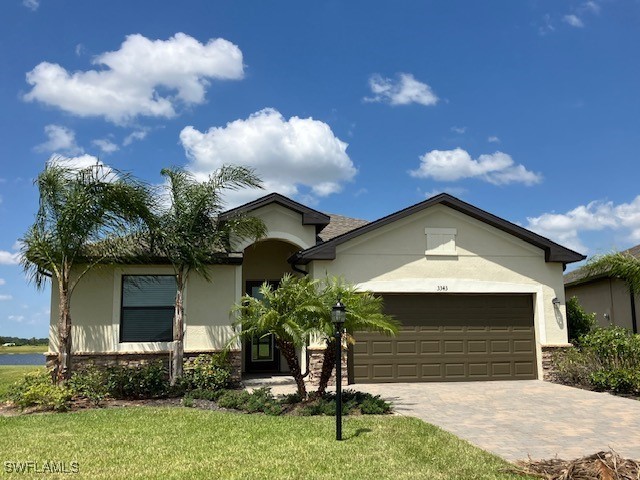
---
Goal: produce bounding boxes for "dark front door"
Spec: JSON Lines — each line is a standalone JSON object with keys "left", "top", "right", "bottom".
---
{"left": 244, "top": 281, "right": 281, "bottom": 373}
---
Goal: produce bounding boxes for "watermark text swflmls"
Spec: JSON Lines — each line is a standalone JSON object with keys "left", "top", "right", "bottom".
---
{"left": 4, "top": 460, "right": 79, "bottom": 474}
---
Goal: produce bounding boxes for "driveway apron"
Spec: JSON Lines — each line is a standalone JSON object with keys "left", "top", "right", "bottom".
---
{"left": 355, "top": 380, "right": 640, "bottom": 462}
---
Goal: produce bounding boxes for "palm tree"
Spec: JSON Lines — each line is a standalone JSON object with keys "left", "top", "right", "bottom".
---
{"left": 233, "top": 274, "right": 323, "bottom": 398}
{"left": 314, "top": 277, "right": 399, "bottom": 396}
{"left": 586, "top": 252, "right": 640, "bottom": 294}
{"left": 21, "top": 160, "right": 153, "bottom": 383}
{"left": 155, "top": 166, "right": 266, "bottom": 385}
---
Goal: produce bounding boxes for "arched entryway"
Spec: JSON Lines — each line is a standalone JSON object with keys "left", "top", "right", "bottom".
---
{"left": 242, "top": 239, "right": 303, "bottom": 374}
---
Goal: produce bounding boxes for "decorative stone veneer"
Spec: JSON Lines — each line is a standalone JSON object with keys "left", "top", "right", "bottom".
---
{"left": 306, "top": 347, "right": 348, "bottom": 387}
{"left": 44, "top": 350, "right": 242, "bottom": 381}
{"left": 541, "top": 344, "right": 572, "bottom": 382}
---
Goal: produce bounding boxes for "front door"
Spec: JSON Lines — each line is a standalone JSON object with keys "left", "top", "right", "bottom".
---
{"left": 244, "top": 281, "right": 281, "bottom": 373}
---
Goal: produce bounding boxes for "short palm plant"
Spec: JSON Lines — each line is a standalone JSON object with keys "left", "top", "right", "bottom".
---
{"left": 233, "top": 274, "right": 323, "bottom": 398}
{"left": 315, "top": 277, "right": 399, "bottom": 396}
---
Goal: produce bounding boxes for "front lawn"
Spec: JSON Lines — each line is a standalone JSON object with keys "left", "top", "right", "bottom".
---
{"left": 0, "top": 407, "right": 531, "bottom": 479}
{"left": 0, "top": 366, "right": 44, "bottom": 399}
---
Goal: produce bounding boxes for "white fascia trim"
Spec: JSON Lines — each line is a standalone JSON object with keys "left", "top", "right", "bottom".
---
{"left": 235, "top": 231, "right": 311, "bottom": 251}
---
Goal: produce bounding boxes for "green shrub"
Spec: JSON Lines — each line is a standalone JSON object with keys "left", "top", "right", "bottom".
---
{"left": 105, "top": 361, "right": 169, "bottom": 399}
{"left": 217, "top": 389, "right": 252, "bottom": 410}
{"left": 566, "top": 297, "right": 596, "bottom": 344}
{"left": 359, "top": 394, "right": 392, "bottom": 414}
{"left": 186, "top": 388, "right": 225, "bottom": 402}
{"left": 298, "top": 390, "right": 392, "bottom": 416}
{"left": 8, "top": 371, "right": 72, "bottom": 412}
{"left": 590, "top": 368, "right": 640, "bottom": 394}
{"left": 69, "top": 367, "right": 109, "bottom": 406}
{"left": 580, "top": 326, "right": 640, "bottom": 369}
{"left": 216, "top": 388, "right": 283, "bottom": 415}
{"left": 552, "top": 326, "right": 640, "bottom": 395}
{"left": 552, "top": 346, "right": 602, "bottom": 386}
{"left": 181, "top": 353, "right": 232, "bottom": 392}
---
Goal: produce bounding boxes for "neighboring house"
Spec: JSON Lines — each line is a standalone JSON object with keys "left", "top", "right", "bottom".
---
{"left": 46, "top": 193, "right": 584, "bottom": 383}
{"left": 564, "top": 244, "right": 640, "bottom": 334}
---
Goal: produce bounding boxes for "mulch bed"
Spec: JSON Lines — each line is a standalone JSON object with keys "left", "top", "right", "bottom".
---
{"left": 511, "top": 450, "right": 640, "bottom": 479}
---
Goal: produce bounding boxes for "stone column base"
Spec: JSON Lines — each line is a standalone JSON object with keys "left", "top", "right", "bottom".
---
{"left": 306, "top": 347, "right": 348, "bottom": 388}
{"left": 44, "top": 350, "right": 242, "bottom": 381}
{"left": 541, "top": 344, "right": 572, "bottom": 382}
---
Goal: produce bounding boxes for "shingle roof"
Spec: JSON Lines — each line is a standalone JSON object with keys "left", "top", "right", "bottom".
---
{"left": 564, "top": 243, "right": 640, "bottom": 286}
{"left": 318, "top": 213, "right": 369, "bottom": 241}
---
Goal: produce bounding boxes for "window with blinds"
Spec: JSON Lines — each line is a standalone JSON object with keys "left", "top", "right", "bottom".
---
{"left": 120, "top": 275, "right": 176, "bottom": 342}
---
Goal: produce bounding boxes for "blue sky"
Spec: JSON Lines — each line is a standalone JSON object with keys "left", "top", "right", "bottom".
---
{"left": 1, "top": 0, "right": 639, "bottom": 337}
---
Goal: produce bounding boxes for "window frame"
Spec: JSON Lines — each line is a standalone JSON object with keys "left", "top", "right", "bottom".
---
{"left": 119, "top": 274, "right": 176, "bottom": 343}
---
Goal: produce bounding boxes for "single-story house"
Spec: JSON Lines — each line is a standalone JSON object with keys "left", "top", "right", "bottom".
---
{"left": 46, "top": 193, "right": 585, "bottom": 383}
{"left": 564, "top": 244, "right": 640, "bottom": 334}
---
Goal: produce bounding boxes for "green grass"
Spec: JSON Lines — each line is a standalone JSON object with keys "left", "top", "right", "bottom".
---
{"left": 0, "top": 407, "right": 532, "bottom": 479}
{"left": 0, "top": 344, "right": 48, "bottom": 354}
{"left": 0, "top": 366, "right": 45, "bottom": 399}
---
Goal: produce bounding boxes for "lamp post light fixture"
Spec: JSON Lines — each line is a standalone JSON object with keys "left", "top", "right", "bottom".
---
{"left": 332, "top": 299, "right": 346, "bottom": 441}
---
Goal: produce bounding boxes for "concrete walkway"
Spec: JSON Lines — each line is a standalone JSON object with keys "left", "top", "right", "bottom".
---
{"left": 355, "top": 380, "right": 640, "bottom": 462}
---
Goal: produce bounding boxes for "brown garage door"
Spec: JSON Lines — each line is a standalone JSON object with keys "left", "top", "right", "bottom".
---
{"left": 352, "top": 294, "right": 537, "bottom": 383}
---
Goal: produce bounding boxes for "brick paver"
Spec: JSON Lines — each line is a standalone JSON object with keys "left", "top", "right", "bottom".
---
{"left": 355, "top": 380, "right": 640, "bottom": 462}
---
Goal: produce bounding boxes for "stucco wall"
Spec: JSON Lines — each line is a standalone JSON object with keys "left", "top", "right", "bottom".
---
{"left": 566, "top": 278, "right": 637, "bottom": 331}
{"left": 233, "top": 203, "right": 317, "bottom": 251}
{"left": 242, "top": 240, "right": 300, "bottom": 285}
{"left": 48, "top": 264, "right": 240, "bottom": 354}
{"left": 308, "top": 205, "right": 569, "bottom": 360}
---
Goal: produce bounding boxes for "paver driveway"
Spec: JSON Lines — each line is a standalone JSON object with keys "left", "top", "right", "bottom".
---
{"left": 355, "top": 380, "right": 640, "bottom": 462}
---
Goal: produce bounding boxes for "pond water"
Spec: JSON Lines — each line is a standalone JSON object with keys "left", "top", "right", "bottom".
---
{"left": 0, "top": 353, "right": 46, "bottom": 365}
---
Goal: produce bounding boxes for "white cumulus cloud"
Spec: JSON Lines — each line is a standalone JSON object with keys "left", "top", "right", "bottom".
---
{"left": 47, "top": 155, "right": 118, "bottom": 183}
{"left": 0, "top": 279, "right": 5, "bottom": 285}
{"left": 488, "top": 136, "right": 501, "bottom": 143}
{"left": 180, "top": 108, "right": 356, "bottom": 205}
{"left": 0, "top": 295, "right": 12, "bottom": 302}
{"left": 92, "top": 139, "right": 119, "bottom": 154}
{"left": 410, "top": 148, "right": 542, "bottom": 186}
{"left": 563, "top": 14, "right": 585, "bottom": 27}
{"left": 24, "top": 33, "right": 244, "bottom": 124}
{"left": 35, "top": 125, "right": 83, "bottom": 155}
{"left": 0, "top": 251, "right": 19, "bottom": 265}
{"left": 526, "top": 196, "right": 640, "bottom": 254}
{"left": 364, "top": 73, "right": 438, "bottom": 106}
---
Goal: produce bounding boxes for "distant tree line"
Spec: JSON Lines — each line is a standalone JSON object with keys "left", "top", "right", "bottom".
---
{"left": 0, "top": 336, "right": 48, "bottom": 346}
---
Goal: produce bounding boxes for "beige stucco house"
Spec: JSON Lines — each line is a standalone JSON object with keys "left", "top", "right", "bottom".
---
{"left": 564, "top": 244, "right": 640, "bottom": 334}
{"left": 47, "top": 193, "right": 584, "bottom": 383}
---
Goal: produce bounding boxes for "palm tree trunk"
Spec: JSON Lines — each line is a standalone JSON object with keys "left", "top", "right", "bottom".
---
{"left": 316, "top": 339, "right": 337, "bottom": 396}
{"left": 276, "top": 337, "right": 307, "bottom": 398}
{"left": 56, "top": 274, "right": 72, "bottom": 385}
{"left": 170, "top": 273, "right": 185, "bottom": 386}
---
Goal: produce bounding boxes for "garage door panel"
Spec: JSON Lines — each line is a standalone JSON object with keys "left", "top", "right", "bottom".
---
{"left": 396, "top": 341, "right": 417, "bottom": 354}
{"left": 354, "top": 294, "right": 537, "bottom": 383}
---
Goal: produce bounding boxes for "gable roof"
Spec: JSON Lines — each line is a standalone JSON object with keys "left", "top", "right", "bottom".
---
{"left": 564, "top": 243, "right": 640, "bottom": 287}
{"left": 220, "top": 192, "right": 331, "bottom": 235}
{"left": 289, "top": 193, "right": 586, "bottom": 266}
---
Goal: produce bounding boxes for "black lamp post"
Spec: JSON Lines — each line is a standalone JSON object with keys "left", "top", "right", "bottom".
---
{"left": 332, "top": 299, "right": 346, "bottom": 441}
